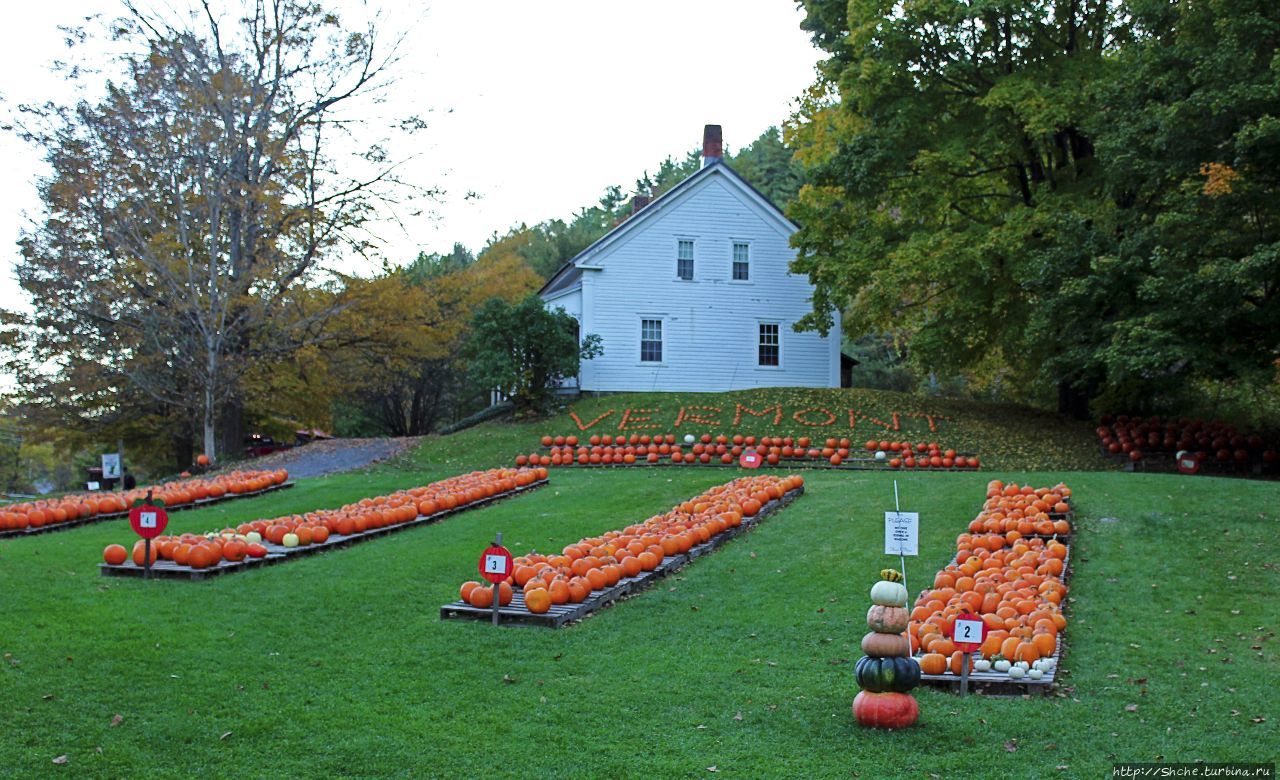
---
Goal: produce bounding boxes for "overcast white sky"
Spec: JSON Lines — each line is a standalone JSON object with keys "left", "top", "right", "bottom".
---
{"left": 0, "top": 1, "right": 823, "bottom": 312}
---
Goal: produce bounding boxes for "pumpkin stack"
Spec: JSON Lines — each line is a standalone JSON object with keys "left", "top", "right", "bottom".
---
{"left": 853, "top": 569, "right": 921, "bottom": 729}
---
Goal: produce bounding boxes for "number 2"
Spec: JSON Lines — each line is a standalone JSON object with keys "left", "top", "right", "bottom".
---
{"left": 957, "top": 621, "right": 979, "bottom": 640}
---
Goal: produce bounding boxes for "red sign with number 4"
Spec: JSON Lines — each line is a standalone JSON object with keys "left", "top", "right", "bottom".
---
{"left": 478, "top": 545, "right": 513, "bottom": 584}
{"left": 129, "top": 504, "right": 169, "bottom": 540}
{"left": 951, "top": 612, "right": 987, "bottom": 652}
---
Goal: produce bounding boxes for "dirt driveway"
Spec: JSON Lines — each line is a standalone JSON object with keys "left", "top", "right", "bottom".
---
{"left": 246, "top": 437, "right": 422, "bottom": 479}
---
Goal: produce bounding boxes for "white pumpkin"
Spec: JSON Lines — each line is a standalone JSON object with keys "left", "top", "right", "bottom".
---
{"left": 993, "top": 659, "right": 1011, "bottom": 673}
{"left": 1008, "top": 665, "right": 1026, "bottom": 679}
{"left": 1028, "top": 668, "right": 1044, "bottom": 680}
{"left": 973, "top": 659, "right": 992, "bottom": 673}
{"left": 869, "top": 580, "right": 908, "bottom": 607}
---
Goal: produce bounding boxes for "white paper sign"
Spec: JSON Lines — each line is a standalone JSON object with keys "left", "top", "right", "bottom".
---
{"left": 954, "top": 618, "right": 983, "bottom": 644}
{"left": 139, "top": 511, "right": 158, "bottom": 529}
{"left": 101, "top": 453, "right": 122, "bottom": 479}
{"left": 884, "top": 511, "right": 919, "bottom": 556}
{"left": 483, "top": 554, "right": 508, "bottom": 574}
{"left": 87, "top": 481, "right": 100, "bottom": 491}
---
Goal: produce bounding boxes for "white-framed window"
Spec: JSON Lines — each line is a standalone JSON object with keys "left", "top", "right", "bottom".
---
{"left": 640, "top": 318, "right": 663, "bottom": 363}
{"left": 676, "top": 239, "right": 694, "bottom": 280}
{"left": 732, "top": 242, "right": 750, "bottom": 281}
{"left": 758, "top": 322, "right": 780, "bottom": 367}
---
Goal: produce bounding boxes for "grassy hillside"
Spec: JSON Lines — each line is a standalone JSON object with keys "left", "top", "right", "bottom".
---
{"left": 411, "top": 388, "right": 1115, "bottom": 473}
{"left": 1, "top": 391, "right": 1275, "bottom": 777}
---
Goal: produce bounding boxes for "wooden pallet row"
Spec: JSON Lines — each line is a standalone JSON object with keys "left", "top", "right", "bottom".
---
{"left": 0, "top": 481, "right": 296, "bottom": 540}
{"left": 439, "top": 487, "right": 804, "bottom": 628}
{"left": 519, "top": 460, "right": 979, "bottom": 472}
{"left": 914, "top": 545, "right": 1072, "bottom": 695}
{"left": 98, "top": 480, "right": 548, "bottom": 581}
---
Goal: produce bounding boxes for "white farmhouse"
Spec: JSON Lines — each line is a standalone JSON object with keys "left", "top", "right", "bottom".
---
{"left": 539, "top": 125, "right": 842, "bottom": 392}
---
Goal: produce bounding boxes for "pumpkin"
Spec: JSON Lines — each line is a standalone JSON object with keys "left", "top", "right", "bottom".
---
{"left": 854, "top": 655, "right": 920, "bottom": 693}
{"left": 861, "top": 631, "right": 910, "bottom": 658}
{"left": 869, "top": 580, "right": 908, "bottom": 607}
{"left": 866, "top": 605, "right": 909, "bottom": 633}
{"left": 917, "top": 652, "right": 947, "bottom": 675}
{"left": 852, "top": 690, "right": 918, "bottom": 729}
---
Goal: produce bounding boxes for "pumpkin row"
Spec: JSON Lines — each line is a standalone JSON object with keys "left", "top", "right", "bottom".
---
{"left": 518, "top": 442, "right": 977, "bottom": 469}
{"left": 909, "top": 480, "right": 1073, "bottom": 680}
{"left": 1097, "top": 414, "right": 1279, "bottom": 465}
{"left": 2, "top": 469, "right": 289, "bottom": 533}
{"left": 101, "top": 467, "right": 547, "bottom": 572}
{"left": 457, "top": 474, "right": 803, "bottom": 614}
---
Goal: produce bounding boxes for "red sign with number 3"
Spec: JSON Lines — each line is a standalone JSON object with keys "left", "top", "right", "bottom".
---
{"left": 951, "top": 612, "right": 987, "bottom": 652}
{"left": 478, "top": 545, "right": 513, "bottom": 584}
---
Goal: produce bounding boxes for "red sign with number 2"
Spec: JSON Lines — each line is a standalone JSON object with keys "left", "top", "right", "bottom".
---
{"left": 951, "top": 613, "right": 986, "bottom": 653}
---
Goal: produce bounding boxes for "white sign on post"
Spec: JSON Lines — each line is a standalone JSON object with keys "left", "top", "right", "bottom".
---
{"left": 139, "top": 511, "right": 158, "bottom": 529}
{"left": 954, "top": 617, "right": 983, "bottom": 644}
{"left": 884, "top": 511, "right": 919, "bottom": 556}
{"left": 483, "top": 554, "right": 508, "bottom": 575}
{"left": 87, "top": 481, "right": 100, "bottom": 491}
{"left": 101, "top": 453, "right": 122, "bottom": 479}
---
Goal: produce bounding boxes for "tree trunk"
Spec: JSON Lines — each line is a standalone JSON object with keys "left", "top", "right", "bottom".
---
{"left": 218, "top": 397, "right": 245, "bottom": 462}
{"left": 173, "top": 425, "right": 195, "bottom": 473}
{"left": 1057, "top": 380, "right": 1093, "bottom": 419}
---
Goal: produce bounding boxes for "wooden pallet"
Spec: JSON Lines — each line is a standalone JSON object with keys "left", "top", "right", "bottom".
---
{"left": 440, "top": 486, "right": 805, "bottom": 628}
{"left": 0, "top": 481, "right": 296, "bottom": 540}
{"left": 916, "top": 633, "right": 1064, "bottom": 696}
{"left": 914, "top": 546, "right": 1071, "bottom": 695}
{"left": 527, "top": 461, "right": 980, "bottom": 472}
{"left": 99, "top": 480, "right": 548, "bottom": 581}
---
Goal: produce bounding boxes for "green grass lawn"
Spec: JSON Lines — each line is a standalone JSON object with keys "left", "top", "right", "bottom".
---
{"left": 1, "top": 392, "right": 1277, "bottom": 777}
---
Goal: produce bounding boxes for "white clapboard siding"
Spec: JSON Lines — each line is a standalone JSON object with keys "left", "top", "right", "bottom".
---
{"left": 543, "top": 163, "right": 839, "bottom": 392}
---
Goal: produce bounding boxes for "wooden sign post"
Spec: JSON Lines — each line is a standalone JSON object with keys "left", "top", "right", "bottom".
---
{"left": 478, "top": 532, "right": 513, "bottom": 626}
{"left": 128, "top": 490, "right": 169, "bottom": 580}
{"left": 884, "top": 481, "right": 919, "bottom": 598}
{"left": 951, "top": 613, "right": 986, "bottom": 697}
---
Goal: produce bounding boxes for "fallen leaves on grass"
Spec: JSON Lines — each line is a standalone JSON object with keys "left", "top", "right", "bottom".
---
{"left": 110, "top": 714, "right": 123, "bottom": 727}
{"left": 52, "top": 755, "right": 68, "bottom": 765}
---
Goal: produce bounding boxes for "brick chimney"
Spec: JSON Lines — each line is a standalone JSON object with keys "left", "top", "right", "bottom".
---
{"left": 702, "top": 124, "right": 723, "bottom": 167}
{"left": 631, "top": 194, "right": 651, "bottom": 214}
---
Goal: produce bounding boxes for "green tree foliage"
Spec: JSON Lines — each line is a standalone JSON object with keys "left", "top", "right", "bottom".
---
{"left": 788, "top": 0, "right": 1280, "bottom": 415}
{"left": 467, "top": 294, "right": 602, "bottom": 413}
{"left": 3, "top": 2, "right": 424, "bottom": 460}
{"left": 247, "top": 251, "right": 541, "bottom": 437}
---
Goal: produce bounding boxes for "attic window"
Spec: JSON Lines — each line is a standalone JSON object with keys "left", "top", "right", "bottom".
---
{"left": 676, "top": 240, "right": 694, "bottom": 280}
{"left": 732, "top": 242, "right": 750, "bottom": 280}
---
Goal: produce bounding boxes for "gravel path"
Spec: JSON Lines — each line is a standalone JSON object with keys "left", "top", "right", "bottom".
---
{"left": 248, "top": 437, "right": 422, "bottom": 479}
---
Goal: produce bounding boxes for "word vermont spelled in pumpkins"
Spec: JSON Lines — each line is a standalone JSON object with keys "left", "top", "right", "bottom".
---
{"left": 853, "top": 569, "right": 920, "bottom": 729}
